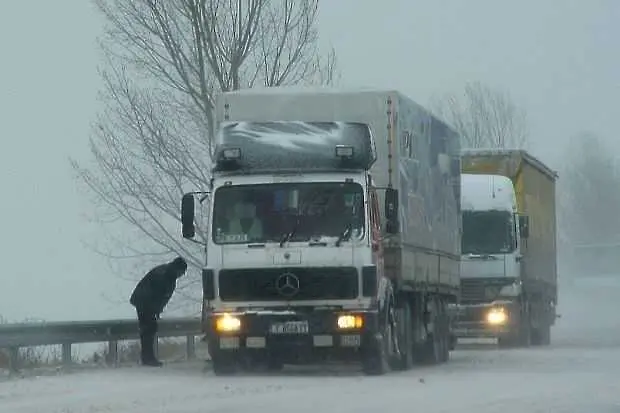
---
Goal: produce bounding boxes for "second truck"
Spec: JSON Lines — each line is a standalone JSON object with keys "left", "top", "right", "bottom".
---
{"left": 450, "top": 149, "right": 558, "bottom": 347}
{"left": 180, "top": 86, "right": 462, "bottom": 375}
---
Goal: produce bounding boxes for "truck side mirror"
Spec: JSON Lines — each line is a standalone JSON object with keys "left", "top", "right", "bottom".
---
{"left": 385, "top": 187, "right": 399, "bottom": 234}
{"left": 181, "top": 193, "right": 196, "bottom": 238}
{"left": 519, "top": 215, "right": 529, "bottom": 239}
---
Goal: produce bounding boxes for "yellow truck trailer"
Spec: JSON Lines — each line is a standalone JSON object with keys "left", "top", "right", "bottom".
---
{"left": 451, "top": 149, "right": 558, "bottom": 347}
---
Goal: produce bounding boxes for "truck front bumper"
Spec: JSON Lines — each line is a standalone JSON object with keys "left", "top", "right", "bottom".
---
{"left": 451, "top": 301, "right": 520, "bottom": 339}
{"left": 204, "top": 309, "right": 381, "bottom": 364}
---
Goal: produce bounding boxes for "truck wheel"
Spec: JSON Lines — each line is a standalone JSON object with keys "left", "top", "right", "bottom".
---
{"left": 498, "top": 309, "right": 531, "bottom": 348}
{"left": 531, "top": 323, "right": 551, "bottom": 346}
{"left": 211, "top": 353, "right": 238, "bottom": 376}
{"left": 448, "top": 332, "right": 457, "bottom": 351}
{"left": 415, "top": 300, "right": 442, "bottom": 365}
{"left": 392, "top": 300, "right": 414, "bottom": 371}
{"left": 518, "top": 312, "right": 532, "bottom": 347}
{"left": 362, "top": 328, "right": 390, "bottom": 375}
{"left": 439, "top": 333, "right": 450, "bottom": 362}
{"left": 438, "top": 301, "right": 450, "bottom": 363}
{"left": 417, "top": 333, "right": 441, "bottom": 365}
{"left": 362, "top": 298, "right": 395, "bottom": 376}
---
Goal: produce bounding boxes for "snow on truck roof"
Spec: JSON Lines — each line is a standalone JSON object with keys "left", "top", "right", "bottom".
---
{"left": 461, "top": 173, "right": 516, "bottom": 212}
{"left": 212, "top": 121, "right": 377, "bottom": 174}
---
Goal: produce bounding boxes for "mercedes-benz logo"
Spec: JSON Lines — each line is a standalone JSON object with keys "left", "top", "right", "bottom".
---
{"left": 275, "top": 272, "right": 300, "bottom": 298}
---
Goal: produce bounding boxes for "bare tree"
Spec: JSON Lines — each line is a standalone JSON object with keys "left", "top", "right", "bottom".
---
{"left": 432, "top": 81, "right": 528, "bottom": 149}
{"left": 560, "top": 133, "right": 620, "bottom": 245}
{"left": 70, "top": 0, "right": 338, "bottom": 301}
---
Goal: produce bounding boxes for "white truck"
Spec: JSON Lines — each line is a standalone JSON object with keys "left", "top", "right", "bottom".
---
{"left": 450, "top": 149, "right": 558, "bottom": 347}
{"left": 180, "top": 86, "right": 461, "bottom": 375}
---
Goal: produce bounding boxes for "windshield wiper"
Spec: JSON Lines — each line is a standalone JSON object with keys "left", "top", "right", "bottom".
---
{"left": 335, "top": 222, "right": 352, "bottom": 247}
{"left": 279, "top": 190, "right": 327, "bottom": 248}
{"left": 279, "top": 217, "right": 300, "bottom": 248}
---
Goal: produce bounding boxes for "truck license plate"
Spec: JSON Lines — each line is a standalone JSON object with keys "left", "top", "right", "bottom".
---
{"left": 269, "top": 321, "right": 309, "bottom": 335}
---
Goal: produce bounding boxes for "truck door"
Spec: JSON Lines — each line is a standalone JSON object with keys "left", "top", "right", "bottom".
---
{"left": 369, "top": 187, "right": 385, "bottom": 278}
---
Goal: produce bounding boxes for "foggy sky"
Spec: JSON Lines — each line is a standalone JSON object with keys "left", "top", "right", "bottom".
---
{"left": 1, "top": 0, "right": 618, "bottom": 322}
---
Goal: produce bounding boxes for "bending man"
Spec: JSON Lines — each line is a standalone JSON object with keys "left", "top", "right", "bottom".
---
{"left": 129, "top": 256, "right": 188, "bottom": 366}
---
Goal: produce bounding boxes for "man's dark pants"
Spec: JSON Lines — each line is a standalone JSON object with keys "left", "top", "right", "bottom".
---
{"left": 136, "top": 309, "right": 158, "bottom": 362}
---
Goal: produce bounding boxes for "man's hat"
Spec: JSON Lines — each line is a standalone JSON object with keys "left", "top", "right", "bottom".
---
{"left": 171, "top": 256, "right": 188, "bottom": 271}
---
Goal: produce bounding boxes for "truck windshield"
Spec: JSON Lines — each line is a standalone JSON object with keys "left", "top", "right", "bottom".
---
{"left": 212, "top": 182, "right": 365, "bottom": 245}
{"left": 461, "top": 210, "right": 515, "bottom": 254}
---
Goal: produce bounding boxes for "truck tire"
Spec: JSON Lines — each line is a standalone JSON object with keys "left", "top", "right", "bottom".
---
{"left": 498, "top": 306, "right": 531, "bottom": 348}
{"left": 414, "top": 298, "right": 443, "bottom": 365}
{"left": 518, "top": 309, "right": 532, "bottom": 347}
{"left": 531, "top": 323, "right": 551, "bottom": 346}
{"left": 362, "top": 295, "right": 396, "bottom": 375}
{"left": 392, "top": 299, "right": 414, "bottom": 371}
{"left": 448, "top": 333, "right": 457, "bottom": 351}
{"left": 211, "top": 353, "right": 238, "bottom": 376}
{"left": 438, "top": 300, "right": 450, "bottom": 363}
{"left": 416, "top": 333, "right": 441, "bottom": 364}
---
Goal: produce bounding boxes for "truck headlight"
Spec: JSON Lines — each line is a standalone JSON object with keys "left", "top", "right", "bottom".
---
{"left": 337, "top": 314, "right": 363, "bottom": 329}
{"left": 215, "top": 313, "right": 241, "bottom": 332}
{"left": 486, "top": 308, "right": 507, "bottom": 325}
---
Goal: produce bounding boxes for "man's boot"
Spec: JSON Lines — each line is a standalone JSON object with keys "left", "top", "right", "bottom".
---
{"left": 140, "top": 333, "right": 163, "bottom": 367}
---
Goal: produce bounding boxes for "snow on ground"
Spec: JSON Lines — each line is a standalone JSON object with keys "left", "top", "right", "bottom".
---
{"left": 2, "top": 348, "right": 619, "bottom": 413}
{"left": 1, "top": 274, "right": 619, "bottom": 413}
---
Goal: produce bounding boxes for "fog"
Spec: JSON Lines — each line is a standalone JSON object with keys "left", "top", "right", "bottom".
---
{"left": 1, "top": 0, "right": 619, "bottom": 333}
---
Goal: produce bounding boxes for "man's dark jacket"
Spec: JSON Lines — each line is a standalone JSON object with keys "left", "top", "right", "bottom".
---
{"left": 130, "top": 263, "right": 182, "bottom": 316}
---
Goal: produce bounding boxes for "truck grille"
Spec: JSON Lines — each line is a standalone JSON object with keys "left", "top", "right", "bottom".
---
{"left": 460, "top": 278, "right": 515, "bottom": 304}
{"left": 218, "top": 267, "right": 359, "bottom": 301}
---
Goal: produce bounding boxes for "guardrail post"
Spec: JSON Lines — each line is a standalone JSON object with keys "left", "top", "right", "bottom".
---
{"left": 8, "top": 347, "right": 19, "bottom": 373}
{"left": 186, "top": 335, "right": 196, "bottom": 360}
{"left": 61, "top": 343, "right": 72, "bottom": 366}
{"left": 0, "top": 317, "right": 202, "bottom": 372}
{"left": 107, "top": 340, "right": 118, "bottom": 366}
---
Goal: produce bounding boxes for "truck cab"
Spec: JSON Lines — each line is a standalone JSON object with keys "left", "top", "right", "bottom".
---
{"left": 453, "top": 173, "right": 529, "bottom": 343}
{"left": 450, "top": 148, "right": 557, "bottom": 348}
{"left": 181, "top": 120, "right": 396, "bottom": 374}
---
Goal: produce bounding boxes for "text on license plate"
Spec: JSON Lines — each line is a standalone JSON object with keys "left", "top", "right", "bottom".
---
{"left": 269, "top": 321, "right": 309, "bottom": 335}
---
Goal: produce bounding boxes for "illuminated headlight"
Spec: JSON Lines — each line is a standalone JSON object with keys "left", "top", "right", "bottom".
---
{"left": 215, "top": 313, "right": 241, "bottom": 332}
{"left": 486, "top": 308, "right": 507, "bottom": 325}
{"left": 337, "top": 314, "right": 363, "bottom": 329}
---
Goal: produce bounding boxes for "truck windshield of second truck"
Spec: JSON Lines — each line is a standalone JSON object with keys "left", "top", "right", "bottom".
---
{"left": 211, "top": 182, "right": 365, "bottom": 245}
{"left": 462, "top": 210, "right": 515, "bottom": 254}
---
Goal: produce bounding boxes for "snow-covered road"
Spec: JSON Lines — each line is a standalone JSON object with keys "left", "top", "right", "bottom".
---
{"left": 2, "top": 347, "right": 619, "bottom": 413}
{"left": 2, "top": 275, "right": 619, "bottom": 413}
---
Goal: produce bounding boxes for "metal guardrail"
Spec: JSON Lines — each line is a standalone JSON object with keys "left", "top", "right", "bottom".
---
{"left": 0, "top": 317, "right": 202, "bottom": 372}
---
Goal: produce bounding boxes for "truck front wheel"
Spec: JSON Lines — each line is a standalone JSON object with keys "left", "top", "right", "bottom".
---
{"left": 531, "top": 322, "right": 551, "bottom": 346}
{"left": 211, "top": 352, "right": 238, "bottom": 376}
{"left": 498, "top": 304, "right": 532, "bottom": 348}
{"left": 362, "top": 294, "right": 398, "bottom": 375}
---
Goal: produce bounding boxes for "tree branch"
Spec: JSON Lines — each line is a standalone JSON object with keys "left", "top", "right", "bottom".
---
{"left": 73, "top": 0, "right": 337, "bottom": 288}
